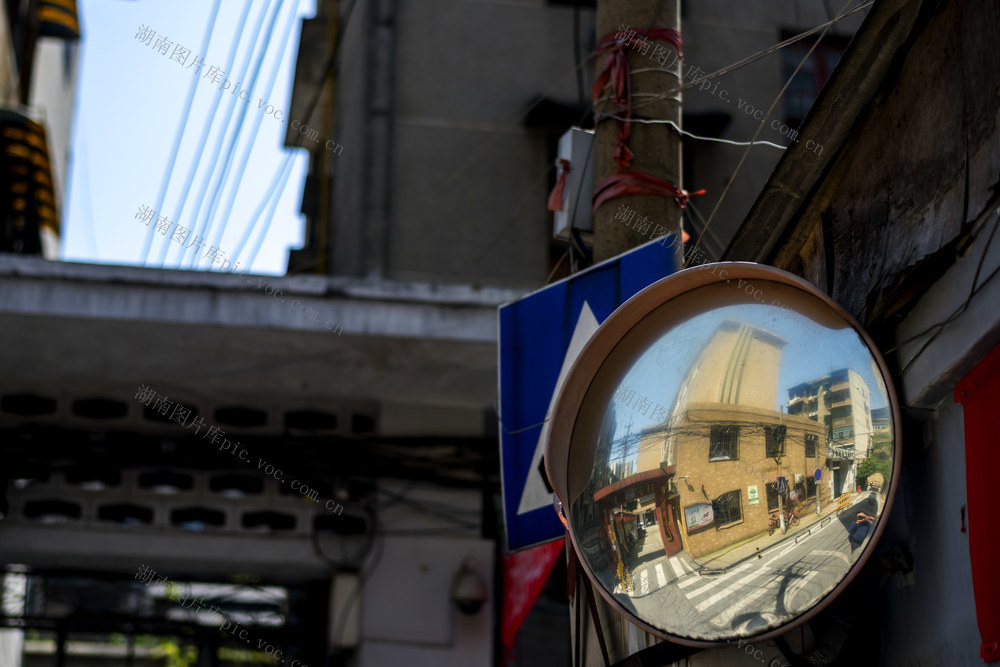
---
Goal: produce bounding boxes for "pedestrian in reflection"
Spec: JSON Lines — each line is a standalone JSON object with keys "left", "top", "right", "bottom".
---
{"left": 848, "top": 511, "right": 875, "bottom": 549}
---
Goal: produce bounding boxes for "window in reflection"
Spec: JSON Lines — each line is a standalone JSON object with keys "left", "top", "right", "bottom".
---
{"left": 708, "top": 425, "right": 739, "bottom": 461}
{"left": 567, "top": 289, "right": 895, "bottom": 641}
{"left": 711, "top": 490, "right": 742, "bottom": 529}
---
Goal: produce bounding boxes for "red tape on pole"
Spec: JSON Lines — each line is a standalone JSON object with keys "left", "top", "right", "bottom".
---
{"left": 592, "top": 171, "right": 704, "bottom": 213}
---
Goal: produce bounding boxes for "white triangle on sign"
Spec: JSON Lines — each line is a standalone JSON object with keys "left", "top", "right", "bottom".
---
{"left": 517, "top": 301, "right": 600, "bottom": 515}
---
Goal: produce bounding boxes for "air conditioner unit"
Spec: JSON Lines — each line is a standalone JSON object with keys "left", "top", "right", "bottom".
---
{"left": 552, "top": 127, "right": 594, "bottom": 244}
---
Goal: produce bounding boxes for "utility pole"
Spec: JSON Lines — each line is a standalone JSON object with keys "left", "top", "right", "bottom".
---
{"left": 776, "top": 457, "right": 786, "bottom": 534}
{"left": 592, "top": 0, "right": 683, "bottom": 263}
{"left": 570, "top": 6, "right": 685, "bottom": 666}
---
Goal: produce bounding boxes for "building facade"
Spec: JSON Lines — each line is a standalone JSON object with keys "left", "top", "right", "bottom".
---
{"left": 787, "top": 368, "right": 874, "bottom": 496}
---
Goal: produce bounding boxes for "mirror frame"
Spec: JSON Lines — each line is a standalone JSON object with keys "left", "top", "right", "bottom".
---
{"left": 544, "top": 262, "right": 902, "bottom": 646}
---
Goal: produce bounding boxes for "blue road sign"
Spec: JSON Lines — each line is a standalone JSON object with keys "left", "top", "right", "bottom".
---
{"left": 814, "top": 468, "right": 822, "bottom": 481}
{"left": 498, "top": 236, "right": 680, "bottom": 552}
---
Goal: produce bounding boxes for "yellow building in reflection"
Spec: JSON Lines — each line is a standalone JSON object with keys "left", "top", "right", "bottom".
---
{"left": 659, "top": 321, "right": 829, "bottom": 559}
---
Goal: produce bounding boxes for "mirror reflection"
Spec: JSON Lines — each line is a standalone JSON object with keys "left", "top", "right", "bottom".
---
{"left": 571, "top": 294, "right": 893, "bottom": 641}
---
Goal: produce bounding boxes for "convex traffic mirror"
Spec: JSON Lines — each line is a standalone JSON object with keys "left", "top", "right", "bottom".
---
{"left": 545, "top": 263, "right": 900, "bottom": 645}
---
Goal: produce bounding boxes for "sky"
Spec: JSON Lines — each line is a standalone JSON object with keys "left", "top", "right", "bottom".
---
{"left": 62, "top": 0, "right": 316, "bottom": 276}
{"left": 610, "top": 301, "right": 890, "bottom": 446}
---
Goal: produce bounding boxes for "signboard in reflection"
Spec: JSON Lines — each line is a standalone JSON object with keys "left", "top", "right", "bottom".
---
{"left": 564, "top": 283, "right": 896, "bottom": 642}
{"left": 684, "top": 503, "right": 714, "bottom": 530}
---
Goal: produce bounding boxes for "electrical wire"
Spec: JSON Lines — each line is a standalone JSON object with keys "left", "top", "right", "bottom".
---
{"left": 153, "top": 4, "right": 255, "bottom": 268}
{"left": 165, "top": 0, "right": 270, "bottom": 269}
{"left": 242, "top": 154, "right": 297, "bottom": 271}
{"left": 247, "top": 4, "right": 870, "bottom": 283}
{"left": 332, "top": 526, "right": 383, "bottom": 648}
{"left": 895, "top": 205, "right": 1000, "bottom": 376}
{"left": 623, "top": 1, "right": 874, "bottom": 116}
{"left": 598, "top": 113, "right": 789, "bottom": 150}
{"left": 312, "top": 504, "right": 378, "bottom": 570}
{"left": 197, "top": 0, "right": 302, "bottom": 269}
{"left": 229, "top": 152, "right": 295, "bottom": 267}
{"left": 287, "top": 0, "right": 360, "bottom": 151}
{"left": 186, "top": 0, "right": 286, "bottom": 270}
{"left": 684, "top": 199, "right": 726, "bottom": 259}
{"left": 686, "top": 0, "right": 865, "bottom": 265}
{"left": 376, "top": 487, "right": 481, "bottom": 528}
{"left": 73, "top": 123, "right": 100, "bottom": 260}
{"left": 493, "top": 394, "right": 550, "bottom": 436}
{"left": 138, "top": 0, "right": 224, "bottom": 266}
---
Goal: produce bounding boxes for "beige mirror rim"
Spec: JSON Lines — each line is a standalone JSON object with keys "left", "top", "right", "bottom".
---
{"left": 544, "top": 261, "right": 902, "bottom": 646}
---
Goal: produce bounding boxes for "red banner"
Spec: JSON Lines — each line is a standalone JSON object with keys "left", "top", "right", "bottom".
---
{"left": 501, "top": 539, "right": 565, "bottom": 653}
{"left": 956, "top": 341, "right": 1000, "bottom": 662}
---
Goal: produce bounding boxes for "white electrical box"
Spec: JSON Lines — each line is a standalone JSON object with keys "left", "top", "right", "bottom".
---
{"left": 552, "top": 127, "right": 595, "bottom": 243}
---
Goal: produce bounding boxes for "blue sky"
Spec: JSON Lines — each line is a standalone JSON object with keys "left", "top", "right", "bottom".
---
{"left": 62, "top": 0, "right": 316, "bottom": 275}
{"left": 610, "top": 302, "right": 890, "bottom": 446}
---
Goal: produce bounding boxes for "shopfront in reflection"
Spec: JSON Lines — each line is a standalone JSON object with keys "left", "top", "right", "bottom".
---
{"left": 592, "top": 465, "right": 684, "bottom": 568}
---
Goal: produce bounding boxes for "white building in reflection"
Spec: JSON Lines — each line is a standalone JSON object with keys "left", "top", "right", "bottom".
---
{"left": 787, "top": 368, "right": 874, "bottom": 495}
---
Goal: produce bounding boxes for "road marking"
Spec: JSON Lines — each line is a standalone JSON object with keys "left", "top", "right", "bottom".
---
{"left": 710, "top": 571, "right": 781, "bottom": 625}
{"left": 695, "top": 567, "right": 770, "bottom": 612}
{"left": 639, "top": 569, "right": 649, "bottom": 594}
{"left": 812, "top": 549, "right": 851, "bottom": 566}
{"left": 778, "top": 540, "right": 802, "bottom": 558}
{"left": 655, "top": 563, "right": 667, "bottom": 587}
{"left": 681, "top": 558, "right": 757, "bottom": 594}
{"left": 669, "top": 557, "right": 685, "bottom": 579}
{"left": 784, "top": 570, "right": 821, "bottom": 613}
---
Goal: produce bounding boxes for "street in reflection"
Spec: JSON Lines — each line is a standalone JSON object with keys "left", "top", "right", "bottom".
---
{"left": 570, "top": 299, "right": 893, "bottom": 641}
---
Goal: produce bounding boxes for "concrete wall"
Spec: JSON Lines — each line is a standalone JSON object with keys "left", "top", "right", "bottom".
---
{"left": 879, "top": 398, "right": 980, "bottom": 665}
{"left": 322, "top": 0, "right": 867, "bottom": 284}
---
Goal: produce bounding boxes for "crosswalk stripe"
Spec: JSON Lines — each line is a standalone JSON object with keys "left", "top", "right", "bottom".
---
{"left": 669, "top": 557, "right": 685, "bottom": 579}
{"left": 655, "top": 563, "right": 667, "bottom": 587}
{"left": 709, "top": 571, "right": 782, "bottom": 625}
{"left": 683, "top": 559, "right": 756, "bottom": 599}
{"left": 777, "top": 540, "right": 800, "bottom": 558}
{"left": 639, "top": 569, "right": 650, "bottom": 594}
{"left": 676, "top": 574, "right": 703, "bottom": 589}
{"left": 695, "top": 566, "right": 771, "bottom": 612}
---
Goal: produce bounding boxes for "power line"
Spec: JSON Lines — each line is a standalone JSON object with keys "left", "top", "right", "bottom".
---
{"left": 180, "top": 0, "right": 281, "bottom": 270}
{"left": 686, "top": 0, "right": 866, "bottom": 265}
{"left": 623, "top": 1, "right": 874, "bottom": 116}
{"left": 286, "top": 0, "right": 360, "bottom": 151}
{"left": 272, "top": 4, "right": 869, "bottom": 280}
{"left": 229, "top": 152, "right": 295, "bottom": 267}
{"left": 197, "top": 0, "right": 302, "bottom": 269}
{"left": 597, "top": 113, "right": 789, "bottom": 150}
{"left": 242, "top": 154, "right": 297, "bottom": 271}
{"left": 154, "top": 0, "right": 258, "bottom": 268}
{"left": 138, "top": 0, "right": 224, "bottom": 266}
